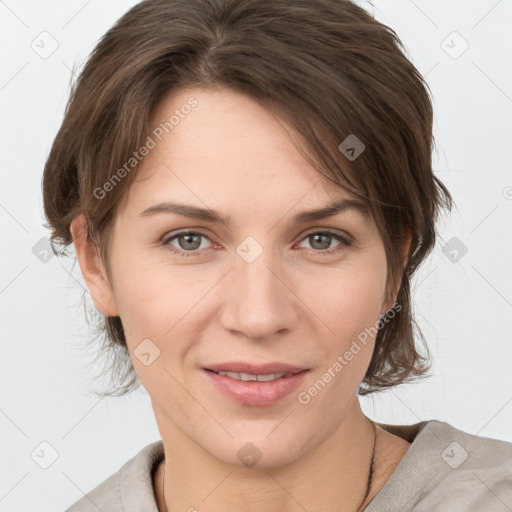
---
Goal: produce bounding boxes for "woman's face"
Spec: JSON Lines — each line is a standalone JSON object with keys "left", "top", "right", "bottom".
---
{"left": 90, "top": 87, "right": 392, "bottom": 467}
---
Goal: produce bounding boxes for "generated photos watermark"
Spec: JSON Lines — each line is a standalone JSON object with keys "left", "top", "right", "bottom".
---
{"left": 93, "top": 96, "right": 198, "bottom": 200}
{"left": 297, "top": 301, "right": 402, "bottom": 405}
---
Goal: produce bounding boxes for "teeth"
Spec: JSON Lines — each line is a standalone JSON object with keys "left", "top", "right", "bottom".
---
{"left": 216, "top": 371, "right": 287, "bottom": 381}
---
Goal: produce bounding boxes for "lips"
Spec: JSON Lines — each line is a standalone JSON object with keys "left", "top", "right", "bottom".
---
{"left": 202, "top": 362, "right": 310, "bottom": 406}
{"left": 204, "top": 362, "right": 308, "bottom": 375}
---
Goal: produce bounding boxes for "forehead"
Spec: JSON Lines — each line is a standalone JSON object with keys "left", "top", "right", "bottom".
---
{"left": 143, "top": 86, "right": 314, "bottom": 179}
{"left": 119, "top": 87, "right": 368, "bottom": 222}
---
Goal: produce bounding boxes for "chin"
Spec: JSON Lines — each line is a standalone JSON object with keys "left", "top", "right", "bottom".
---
{"left": 203, "top": 429, "right": 310, "bottom": 469}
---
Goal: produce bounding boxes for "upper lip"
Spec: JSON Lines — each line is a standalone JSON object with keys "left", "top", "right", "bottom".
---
{"left": 204, "top": 362, "right": 309, "bottom": 375}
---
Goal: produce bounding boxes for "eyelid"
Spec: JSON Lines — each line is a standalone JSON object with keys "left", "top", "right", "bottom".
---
{"left": 162, "top": 226, "right": 354, "bottom": 242}
{"left": 299, "top": 226, "right": 354, "bottom": 244}
{"left": 161, "top": 229, "right": 216, "bottom": 251}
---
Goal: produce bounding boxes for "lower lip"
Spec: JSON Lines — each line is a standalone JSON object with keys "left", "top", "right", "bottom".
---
{"left": 203, "top": 369, "right": 309, "bottom": 406}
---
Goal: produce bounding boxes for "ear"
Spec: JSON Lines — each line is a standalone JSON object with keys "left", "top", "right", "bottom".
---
{"left": 380, "top": 230, "right": 412, "bottom": 315}
{"left": 69, "top": 213, "right": 119, "bottom": 317}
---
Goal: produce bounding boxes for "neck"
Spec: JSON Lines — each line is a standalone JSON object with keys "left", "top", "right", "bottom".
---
{"left": 155, "top": 398, "right": 384, "bottom": 512}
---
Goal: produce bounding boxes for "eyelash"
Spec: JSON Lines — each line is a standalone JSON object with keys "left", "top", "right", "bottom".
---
{"left": 161, "top": 229, "right": 353, "bottom": 258}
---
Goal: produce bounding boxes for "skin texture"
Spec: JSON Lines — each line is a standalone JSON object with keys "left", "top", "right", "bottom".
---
{"left": 71, "top": 87, "right": 412, "bottom": 512}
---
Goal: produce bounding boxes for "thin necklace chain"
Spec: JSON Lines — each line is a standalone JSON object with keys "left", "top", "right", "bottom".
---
{"left": 357, "top": 418, "right": 377, "bottom": 512}
{"left": 161, "top": 419, "right": 377, "bottom": 512}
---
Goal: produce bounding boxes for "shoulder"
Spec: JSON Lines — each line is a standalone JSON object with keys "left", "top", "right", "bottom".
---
{"left": 367, "top": 419, "right": 512, "bottom": 511}
{"left": 420, "top": 420, "right": 512, "bottom": 510}
{"left": 65, "top": 440, "right": 164, "bottom": 512}
{"left": 419, "top": 419, "right": 512, "bottom": 473}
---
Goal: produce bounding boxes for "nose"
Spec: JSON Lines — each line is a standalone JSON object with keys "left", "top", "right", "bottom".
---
{"left": 218, "top": 245, "right": 298, "bottom": 341}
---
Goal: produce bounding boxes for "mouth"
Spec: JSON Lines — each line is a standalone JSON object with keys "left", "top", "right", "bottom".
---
{"left": 203, "top": 361, "right": 308, "bottom": 375}
{"left": 205, "top": 369, "right": 305, "bottom": 382}
{"left": 202, "top": 364, "right": 310, "bottom": 406}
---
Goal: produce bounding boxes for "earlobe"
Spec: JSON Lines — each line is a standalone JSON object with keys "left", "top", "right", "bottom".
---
{"left": 69, "top": 213, "right": 119, "bottom": 317}
{"left": 380, "top": 296, "right": 394, "bottom": 317}
{"left": 402, "top": 230, "right": 412, "bottom": 268}
{"left": 380, "top": 230, "right": 412, "bottom": 316}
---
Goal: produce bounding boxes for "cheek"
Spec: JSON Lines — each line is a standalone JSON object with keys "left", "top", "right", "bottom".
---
{"left": 307, "top": 255, "right": 387, "bottom": 344}
{"left": 109, "top": 249, "right": 213, "bottom": 355}
{"left": 109, "top": 241, "right": 177, "bottom": 316}
{"left": 304, "top": 263, "right": 387, "bottom": 406}
{"left": 109, "top": 262, "right": 198, "bottom": 392}
{"left": 106, "top": 245, "right": 170, "bottom": 347}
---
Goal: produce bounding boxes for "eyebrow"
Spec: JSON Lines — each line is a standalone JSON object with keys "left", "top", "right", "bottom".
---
{"left": 139, "top": 197, "right": 370, "bottom": 225}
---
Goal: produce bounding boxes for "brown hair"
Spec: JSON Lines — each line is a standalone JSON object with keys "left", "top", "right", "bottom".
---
{"left": 42, "top": 0, "right": 453, "bottom": 397}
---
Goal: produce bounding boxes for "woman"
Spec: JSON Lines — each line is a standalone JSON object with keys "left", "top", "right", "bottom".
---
{"left": 42, "top": 0, "right": 512, "bottom": 510}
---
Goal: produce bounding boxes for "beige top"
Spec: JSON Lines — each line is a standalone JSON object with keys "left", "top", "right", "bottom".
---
{"left": 65, "top": 419, "right": 512, "bottom": 511}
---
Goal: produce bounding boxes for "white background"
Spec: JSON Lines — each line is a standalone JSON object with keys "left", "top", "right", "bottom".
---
{"left": 1, "top": 1, "right": 511, "bottom": 510}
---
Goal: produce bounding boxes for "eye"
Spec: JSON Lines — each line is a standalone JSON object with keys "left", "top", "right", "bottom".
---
{"left": 296, "top": 230, "right": 353, "bottom": 256}
{"left": 162, "top": 229, "right": 353, "bottom": 258}
{"left": 162, "top": 230, "right": 213, "bottom": 257}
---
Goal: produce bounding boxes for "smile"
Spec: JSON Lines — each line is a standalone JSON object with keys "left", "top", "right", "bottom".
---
{"left": 213, "top": 371, "right": 289, "bottom": 381}
{"left": 203, "top": 368, "right": 310, "bottom": 406}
